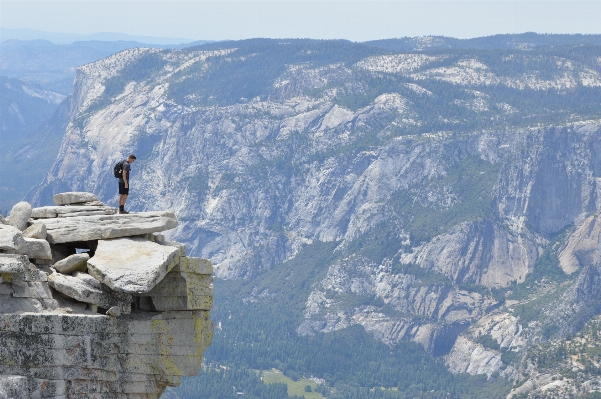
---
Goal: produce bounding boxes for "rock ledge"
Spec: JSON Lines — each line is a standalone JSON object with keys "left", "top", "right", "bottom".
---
{"left": 0, "top": 193, "right": 213, "bottom": 398}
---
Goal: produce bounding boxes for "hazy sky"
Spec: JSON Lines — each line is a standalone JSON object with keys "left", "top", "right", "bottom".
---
{"left": 2, "top": 1, "right": 601, "bottom": 42}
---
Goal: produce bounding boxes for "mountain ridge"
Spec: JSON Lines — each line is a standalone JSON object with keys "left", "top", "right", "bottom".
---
{"left": 0, "top": 27, "right": 198, "bottom": 45}
{"left": 18, "top": 38, "right": 601, "bottom": 398}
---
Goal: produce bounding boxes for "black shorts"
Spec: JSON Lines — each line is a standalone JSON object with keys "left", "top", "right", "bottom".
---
{"left": 118, "top": 182, "right": 129, "bottom": 195}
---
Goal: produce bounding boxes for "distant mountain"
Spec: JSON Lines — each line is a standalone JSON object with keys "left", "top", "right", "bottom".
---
{"left": 0, "top": 36, "right": 210, "bottom": 211}
{"left": 4, "top": 32, "right": 601, "bottom": 397}
{"left": 365, "top": 32, "right": 601, "bottom": 52}
{"left": 0, "top": 75, "right": 65, "bottom": 144}
{"left": 27, "top": 38, "right": 601, "bottom": 397}
{"left": 0, "top": 39, "right": 211, "bottom": 94}
{"left": 0, "top": 95, "right": 70, "bottom": 212}
{"left": 0, "top": 27, "right": 196, "bottom": 45}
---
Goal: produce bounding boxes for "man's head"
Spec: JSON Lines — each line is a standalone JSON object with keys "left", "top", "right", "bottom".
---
{"left": 127, "top": 154, "right": 137, "bottom": 163}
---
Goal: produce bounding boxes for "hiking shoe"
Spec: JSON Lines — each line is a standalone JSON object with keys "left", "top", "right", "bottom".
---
{"left": 119, "top": 210, "right": 130, "bottom": 214}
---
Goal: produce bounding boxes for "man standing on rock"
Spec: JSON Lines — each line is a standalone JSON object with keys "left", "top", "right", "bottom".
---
{"left": 118, "top": 154, "right": 136, "bottom": 214}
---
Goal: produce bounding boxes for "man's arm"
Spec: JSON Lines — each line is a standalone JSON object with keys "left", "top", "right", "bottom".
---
{"left": 122, "top": 169, "right": 128, "bottom": 188}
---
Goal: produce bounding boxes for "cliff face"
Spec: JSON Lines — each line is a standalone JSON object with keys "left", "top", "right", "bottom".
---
{"left": 27, "top": 40, "right": 601, "bottom": 396}
{"left": 31, "top": 46, "right": 601, "bottom": 281}
{"left": 0, "top": 193, "right": 213, "bottom": 398}
{"left": 443, "top": 212, "right": 601, "bottom": 397}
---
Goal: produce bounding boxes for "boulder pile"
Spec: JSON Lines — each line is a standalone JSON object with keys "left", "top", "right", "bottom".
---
{"left": 0, "top": 192, "right": 213, "bottom": 399}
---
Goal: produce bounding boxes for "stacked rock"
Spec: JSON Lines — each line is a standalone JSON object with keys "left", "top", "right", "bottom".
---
{"left": 0, "top": 192, "right": 213, "bottom": 399}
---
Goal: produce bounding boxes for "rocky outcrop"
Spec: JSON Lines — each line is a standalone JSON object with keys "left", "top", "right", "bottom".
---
{"left": 0, "top": 193, "right": 213, "bottom": 398}
{"left": 406, "top": 220, "right": 539, "bottom": 287}
{"left": 559, "top": 214, "right": 601, "bottom": 274}
{"left": 445, "top": 312, "right": 523, "bottom": 377}
{"left": 0, "top": 311, "right": 213, "bottom": 398}
{"left": 298, "top": 254, "right": 496, "bottom": 354}
{"left": 445, "top": 214, "right": 601, "bottom": 391}
{"left": 446, "top": 336, "right": 503, "bottom": 376}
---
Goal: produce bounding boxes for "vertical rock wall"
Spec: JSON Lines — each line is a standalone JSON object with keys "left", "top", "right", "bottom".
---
{"left": 0, "top": 311, "right": 212, "bottom": 398}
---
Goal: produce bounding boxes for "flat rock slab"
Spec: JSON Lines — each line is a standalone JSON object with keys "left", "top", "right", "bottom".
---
{"left": 87, "top": 237, "right": 180, "bottom": 294}
{"left": 54, "top": 253, "right": 89, "bottom": 274}
{"left": 52, "top": 192, "right": 98, "bottom": 205}
{"left": 0, "top": 255, "right": 28, "bottom": 274}
{"left": 48, "top": 272, "right": 132, "bottom": 314}
{"left": 43, "top": 211, "right": 178, "bottom": 244}
{"left": 31, "top": 205, "right": 117, "bottom": 219}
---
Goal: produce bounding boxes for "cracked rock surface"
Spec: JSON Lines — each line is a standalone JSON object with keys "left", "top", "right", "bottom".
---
{"left": 87, "top": 237, "right": 181, "bottom": 294}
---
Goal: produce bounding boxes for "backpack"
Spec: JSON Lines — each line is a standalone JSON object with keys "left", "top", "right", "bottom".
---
{"left": 113, "top": 160, "right": 125, "bottom": 178}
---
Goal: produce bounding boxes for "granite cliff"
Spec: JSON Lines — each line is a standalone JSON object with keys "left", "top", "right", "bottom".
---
{"left": 23, "top": 39, "right": 601, "bottom": 397}
{"left": 0, "top": 192, "right": 213, "bottom": 398}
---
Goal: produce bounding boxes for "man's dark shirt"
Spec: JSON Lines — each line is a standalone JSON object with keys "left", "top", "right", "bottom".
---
{"left": 118, "top": 161, "right": 131, "bottom": 184}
